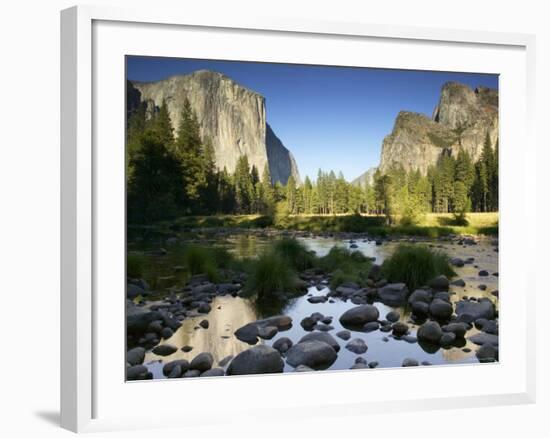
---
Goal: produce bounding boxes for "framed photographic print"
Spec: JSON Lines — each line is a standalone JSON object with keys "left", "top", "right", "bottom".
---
{"left": 61, "top": 5, "right": 536, "bottom": 433}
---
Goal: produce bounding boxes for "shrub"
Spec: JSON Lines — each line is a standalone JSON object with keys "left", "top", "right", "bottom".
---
{"left": 127, "top": 252, "right": 146, "bottom": 278}
{"left": 272, "top": 238, "right": 315, "bottom": 271}
{"left": 184, "top": 246, "right": 218, "bottom": 281}
{"left": 243, "top": 251, "right": 297, "bottom": 300}
{"left": 381, "top": 244, "right": 455, "bottom": 291}
{"left": 318, "top": 246, "right": 372, "bottom": 288}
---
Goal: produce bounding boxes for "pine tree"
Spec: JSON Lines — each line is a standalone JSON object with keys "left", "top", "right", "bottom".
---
{"left": 127, "top": 130, "right": 183, "bottom": 223}
{"left": 175, "top": 99, "right": 205, "bottom": 211}
{"left": 286, "top": 175, "right": 297, "bottom": 214}
{"left": 234, "top": 155, "right": 254, "bottom": 213}
{"left": 200, "top": 138, "right": 218, "bottom": 213}
{"left": 217, "top": 167, "right": 235, "bottom": 213}
{"left": 300, "top": 176, "right": 313, "bottom": 214}
{"left": 259, "top": 165, "right": 275, "bottom": 215}
{"left": 126, "top": 102, "right": 147, "bottom": 180}
{"left": 151, "top": 100, "right": 174, "bottom": 147}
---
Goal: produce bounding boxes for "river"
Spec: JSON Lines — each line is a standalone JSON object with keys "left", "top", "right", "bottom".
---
{"left": 134, "top": 233, "right": 499, "bottom": 377}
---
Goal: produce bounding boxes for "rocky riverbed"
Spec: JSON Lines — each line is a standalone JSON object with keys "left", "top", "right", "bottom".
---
{"left": 126, "top": 231, "right": 499, "bottom": 380}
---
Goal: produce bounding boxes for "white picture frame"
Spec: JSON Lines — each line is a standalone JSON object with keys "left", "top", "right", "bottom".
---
{"left": 61, "top": 4, "right": 537, "bottom": 433}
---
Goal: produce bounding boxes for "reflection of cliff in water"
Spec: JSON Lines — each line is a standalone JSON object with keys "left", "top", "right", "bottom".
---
{"left": 145, "top": 296, "right": 259, "bottom": 366}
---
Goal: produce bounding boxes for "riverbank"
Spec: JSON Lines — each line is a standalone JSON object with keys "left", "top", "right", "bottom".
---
{"left": 131, "top": 212, "right": 498, "bottom": 238}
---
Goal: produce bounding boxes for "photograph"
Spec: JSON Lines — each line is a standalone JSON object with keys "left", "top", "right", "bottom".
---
{"left": 125, "top": 56, "right": 499, "bottom": 380}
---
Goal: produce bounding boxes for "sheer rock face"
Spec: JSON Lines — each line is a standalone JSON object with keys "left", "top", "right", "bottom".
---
{"left": 131, "top": 70, "right": 299, "bottom": 184}
{"left": 379, "top": 81, "right": 498, "bottom": 175}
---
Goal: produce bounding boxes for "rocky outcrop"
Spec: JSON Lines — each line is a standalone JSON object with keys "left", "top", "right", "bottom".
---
{"left": 379, "top": 81, "right": 498, "bottom": 175}
{"left": 266, "top": 124, "right": 301, "bottom": 184}
{"left": 130, "top": 70, "right": 300, "bottom": 184}
{"left": 351, "top": 166, "right": 377, "bottom": 189}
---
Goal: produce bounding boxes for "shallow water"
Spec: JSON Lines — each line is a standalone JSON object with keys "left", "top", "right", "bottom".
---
{"left": 141, "top": 235, "right": 498, "bottom": 377}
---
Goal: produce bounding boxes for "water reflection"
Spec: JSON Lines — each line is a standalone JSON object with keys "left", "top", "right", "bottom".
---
{"left": 139, "top": 235, "right": 497, "bottom": 376}
{"left": 144, "top": 296, "right": 259, "bottom": 378}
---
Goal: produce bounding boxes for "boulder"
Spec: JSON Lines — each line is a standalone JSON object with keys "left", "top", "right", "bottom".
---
{"left": 392, "top": 322, "right": 409, "bottom": 337}
{"left": 300, "top": 316, "right": 317, "bottom": 331}
{"left": 190, "top": 352, "right": 214, "bottom": 372}
{"left": 334, "top": 286, "right": 357, "bottom": 298}
{"left": 126, "top": 365, "right": 151, "bottom": 381}
{"left": 298, "top": 332, "right": 340, "bottom": 352}
{"left": 411, "top": 301, "right": 430, "bottom": 318}
{"left": 272, "top": 337, "right": 293, "bottom": 354}
{"left": 428, "top": 275, "right": 449, "bottom": 291}
{"left": 476, "top": 343, "right": 498, "bottom": 362}
{"left": 227, "top": 345, "right": 284, "bottom": 375}
{"left": 402, "top": 358, "right": 419, "bottom": 367}
{"left": 314, "top": 324, "right": 334, "bottom": 332}
{"left": 439, "top": 332, "right": 456, "bottom": 347}
{"left": 255, "top": 315, "right": 293, "bottom": 330}
{"left": 152, "top": 344, "right": 177, "bottom": 356}
{"left": 199, "top": 319, "right": 209, "bottom": 329}
{"left": 442, "top": 322, "right": 468, "bottom": 338}
{"left": 336, "top": 330, "right": 351, "bottom": 341}
{"left": 417, "top": 321, "right": 443, "bottom": 344}
{"left": 481, "top": 320, "right": 499, "bottom": 335}
{"left": 126, "top": 347, "right": 145, "bottom": 366}
{"left": 308, "top": 295, "right": 328, "bottom": 304}
{"left": 429, "top": 298, "right": 453, "bottom": 320}
{"left": 363, "top": 321, "right": 380, "bottom": 332}
{"left": 408, "top": 289, "right": 432, "bottom": 304}
{"left": 386, "top": 310, "right": 400, "bottom": 323}
{"left": 234, "top": 323, "right": 260, "bottom": 344}
{"left": 258, "top": 326, "right": 278, "bottom": 340}
{"left": 451, "top": 279, "right": 466, "bottom": 287}
{"left": 127, "top": 284, "right": 148, "bottom": 299}
{"left": 455, "top": 298, "right": 495, "bottom": 320}
{"left": 160, "top": 327, "right": 174, "bottom": 339}
{"left": 450, "top": 258, "right": 465, "bottom": 267}
{"left": 286, "top": 341, "right": 338, "bottom": 369}
{"left": 433, "top": 291, "right": 451, "bottom": 302}
{"left": 201, "top": 368, "right": 225, "bottom": 377}
{"left": 339, "top": 304, "right": 380, "bottom": 328}
{"left": 377, "top": 283, "right": 409, "bottom": 305}
{"left": 167, "top": 365, "right": 183, "bottom": 379}
{"left": 127, "top": 309, "right": 164, "bottom": 336}
{"left": 345, "top": 338, "right": 368, "bottom": 354}
{"left": 197, "top": 302, "right": 211, "bottom": 314}
{"left": 163, "top": 359, "right": 190, "bottom": 376}
{"left": 468, "top": 333, "right": 499, "bottom": 347}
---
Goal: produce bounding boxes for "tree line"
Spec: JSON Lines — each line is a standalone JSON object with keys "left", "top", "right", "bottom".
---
{"left": 127, "top": 98, "right": 498, "bottom": 225}
{"left": 371, "top": 135, "right": 498, "bottom": 225}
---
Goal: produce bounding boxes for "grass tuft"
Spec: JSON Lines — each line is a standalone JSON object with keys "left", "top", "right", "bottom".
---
{"left": 272, "top": 238, "right": 315, "bottom": 271}
{"left": 317, "top": 246, "right": 372, "bottom": 289}
{"left": 243, "top": 251, "right": 297, "bottom": 300}
{"left": 381, "top": 244, "right": 455, "bottom": 291}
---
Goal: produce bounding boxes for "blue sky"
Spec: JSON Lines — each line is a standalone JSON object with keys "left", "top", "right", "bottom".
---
{"left": 127, "top": 56, "right": 498, "bottom": 182}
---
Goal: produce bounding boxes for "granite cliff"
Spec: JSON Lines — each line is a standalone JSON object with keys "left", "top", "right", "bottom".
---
{"left": 130, "top": 70, "right": 300, "bottom": 184}
{"left": 351, "top": 167, "right": 378, "bottom": 189}
{"left": 378, "top": 81, "right": 498, "bottom": 176}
